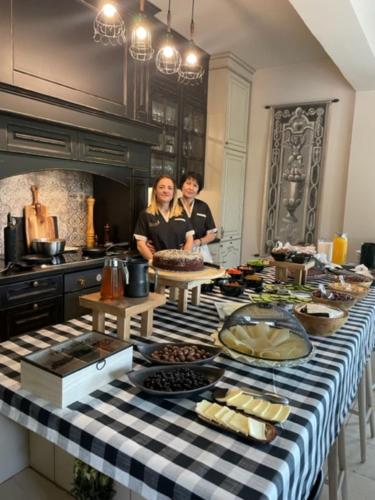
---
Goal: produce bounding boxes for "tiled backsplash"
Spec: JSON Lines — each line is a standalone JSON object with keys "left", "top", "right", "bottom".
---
{"left": 0, "top": 170, "right": 93, "bottom": 254}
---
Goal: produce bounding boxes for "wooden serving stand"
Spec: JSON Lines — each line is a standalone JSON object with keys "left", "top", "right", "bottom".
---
{"left": 79, "top": 292, "right": 166, "bottom": 340}
{"left": 269, "top": 259, "right": 315, "bottom": 285}
{"left": 149, "top": 265, "right": 225, "bottom": 313}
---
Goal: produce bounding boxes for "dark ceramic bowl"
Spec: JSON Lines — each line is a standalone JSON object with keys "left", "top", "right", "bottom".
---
{"left": 201, "top": 281, "right": 215, "bottom": 293}
{"left": 136, "top": 342, "right": 222, "bottom": 365}
{"left": 238, "top": 265, "right": 255, "bottom": 275}
{"left": 271, "top": 251, "right": 290, "bottom": 262}
{"left": 290, "top": 253, "right": 313, "bottom": 264}
{"left": 244, "top": 275, "right": 264, "bottom": 289}
{"left": 220, "top": 281, "right": 246, "bottom": 297}
{"left": 215, "top": 277, "right": 230, "bottom": 287}
{"left": 227, "top": 268, "right": 243, "bottom": 279}
{"left": 127, "top": 364, "right": 225, "bottom": 398}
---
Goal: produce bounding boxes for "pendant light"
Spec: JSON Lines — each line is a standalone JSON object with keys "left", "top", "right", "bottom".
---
{"left": 178, "top": 0, "right": 204, "bottom": 85}
{"left": 129, "top": 0, "right": 154, "bottom": 61}
{"left": 155, "top": 0, "right": 181, "bottom": 75}
{"left": 93, "top": 2, "right": 126, "bottom": 46}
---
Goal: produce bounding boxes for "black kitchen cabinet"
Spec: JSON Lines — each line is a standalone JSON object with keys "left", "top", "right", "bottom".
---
{"left": 1, "top": 297, "right": 63, "bottom": 340}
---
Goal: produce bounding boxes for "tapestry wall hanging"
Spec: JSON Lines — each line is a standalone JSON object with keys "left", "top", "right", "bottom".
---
{"left": 263, "top": 101, "right": 330, "bottom": 253}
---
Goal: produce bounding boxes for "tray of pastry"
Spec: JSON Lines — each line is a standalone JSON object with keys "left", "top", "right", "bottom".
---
{"left": 196, "top": 399, "right": 277, "bottom": 444}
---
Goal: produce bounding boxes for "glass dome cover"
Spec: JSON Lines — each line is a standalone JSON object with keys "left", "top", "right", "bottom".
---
{"left": 218, "top": 303, "right": 313, "bottom": 367}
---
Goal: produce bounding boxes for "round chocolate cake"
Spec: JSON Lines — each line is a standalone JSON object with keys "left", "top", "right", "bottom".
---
{"left": 153, "top": 249, "right": 204, "bottom": 272}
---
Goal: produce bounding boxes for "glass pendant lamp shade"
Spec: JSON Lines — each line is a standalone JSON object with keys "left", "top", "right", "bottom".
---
{"left": 93, "top": 2, "right": 126, "bottom": 46}
{"left": 129, "top": 1, "right": 154, "bottom": 61}
{"left": 155, "top": 0, "right": 181, "bottom": 75}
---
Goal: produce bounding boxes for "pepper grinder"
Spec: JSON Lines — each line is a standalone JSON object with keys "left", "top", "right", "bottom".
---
{"left": 104, "top": 223, "right": 112, "bottom": 245}
{"left": 86, "top": 197, "right": 95, "bottom": 248}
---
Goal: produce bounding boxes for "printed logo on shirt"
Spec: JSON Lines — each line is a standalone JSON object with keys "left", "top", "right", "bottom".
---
{"left": 196, "top": 213, "right": 207, "bottom": 218}
{"left": 148, "top": 221, "right": 160, "bottom": 228}
{"left": 174, "top": 218, "right": 186, "bottom": 222}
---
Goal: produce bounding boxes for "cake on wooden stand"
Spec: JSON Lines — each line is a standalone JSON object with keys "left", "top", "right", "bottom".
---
{"left": 152, "top": 249, "right": 204, "bottom": 272}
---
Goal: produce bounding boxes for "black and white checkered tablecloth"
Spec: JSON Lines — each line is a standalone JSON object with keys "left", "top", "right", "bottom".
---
{"left": 0, "top": 276, "right": 375, "bottom": 500}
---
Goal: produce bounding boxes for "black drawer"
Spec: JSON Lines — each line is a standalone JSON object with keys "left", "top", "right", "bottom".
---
{"left": 64, "top": 268, "right": 103, "bottom": 293}
{"left": 64, "top": 285, "right": 101, "bottom": 321}
{"left": 0, "top": 276, "right": 63, "bottom": 307}
{"left": 1, "top": 296, "right": 63, "bottom": 340}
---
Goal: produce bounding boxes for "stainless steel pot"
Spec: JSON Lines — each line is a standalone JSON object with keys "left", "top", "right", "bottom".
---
{"left": 31, "top": 238, "right": 66, "bottom": 256}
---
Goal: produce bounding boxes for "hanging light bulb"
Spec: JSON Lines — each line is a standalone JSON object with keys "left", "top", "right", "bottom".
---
{"left": 93, "top": 2, "right": 126, "bottom": 46}
{"left": 156, "top": 0, "right": 181, "bottom": 75}
{"left": 129, "top": 0, "right": 154, "bottom": 62}
{"left": 178, "top": 0, "right": 204, "bottom": 85}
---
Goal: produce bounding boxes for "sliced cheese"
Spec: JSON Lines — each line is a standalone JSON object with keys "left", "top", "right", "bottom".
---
{"left": 246, "top": 398, "right": 265, "bottom": 412}
{"left": 231, "top": 394, "right": 253, "bottom": 409}
{"left": 225, "top": 387, "right": 242, "bottom": 400}
{"left": 273, "top": 405, "right": 291, "bottom": 423}
{"left": 226, "top": 392, "right": 245, "bottom": 406}
{"left": 217, "top": 408, "right": 236, "bottom": 425}
{"left": 227, "top": 413, "right": 249, "bottom": 435}
{"left": 248, "top": 417, "right": 267, "bottom": 441}
{"left": 204, "top": 403, "right": 223, "bottom": 420}
{"left": 213, "top": 406, "right": 232, "bottom": 423}
{"left": 196, "top": 400, "right": 211, "bottom": 416}
{"left": 255, "top": 401, "right": 271, "bottom": 418}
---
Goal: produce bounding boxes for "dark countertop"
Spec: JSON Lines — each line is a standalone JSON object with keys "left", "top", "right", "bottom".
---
{"left": 0, "top": 251, "right": 106, "bottom": 285}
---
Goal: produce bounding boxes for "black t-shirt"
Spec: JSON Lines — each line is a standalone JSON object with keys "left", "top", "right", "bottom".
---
{"left": 134, "top": 210, "right": 194, "bottom": 251}
{"left": 179, "top": 198, "right": 217, "bottom": 240}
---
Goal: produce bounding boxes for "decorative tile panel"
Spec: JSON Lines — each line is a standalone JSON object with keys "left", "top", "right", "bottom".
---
{"left": 0, "top": 170, "right": 93, "bottom": 254}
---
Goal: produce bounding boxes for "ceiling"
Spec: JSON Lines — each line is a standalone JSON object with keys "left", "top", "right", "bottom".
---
{"left": 150, "top": 0, "right": 328, "bottom": 70}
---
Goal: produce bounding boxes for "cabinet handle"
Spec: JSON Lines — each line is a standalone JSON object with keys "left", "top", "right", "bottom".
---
{"left": 77, "top": 278, "right": 86, "bottom": 287}
{"left": 33, "top": 303, "right": 38, "bottom": 310}
{"left": 32, "top": 281, "right": 39, "bottom": 288}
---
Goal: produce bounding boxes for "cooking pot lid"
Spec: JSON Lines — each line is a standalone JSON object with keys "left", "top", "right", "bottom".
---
{"left": 21, "top": 254, "right": 53, "bottom": 264}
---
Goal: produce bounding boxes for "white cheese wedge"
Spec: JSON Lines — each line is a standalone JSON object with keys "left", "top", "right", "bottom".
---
{"left": 227, "top": 413, "right": 249, "bottom": 435}
{"left": 248, "top": 417, "right": 267, "bottom": 440}
{"left": 196, "top": 400, "right": 211, "bottom": 416}
{"left": 204, "top": 403, "right": 223, "bottom": 420}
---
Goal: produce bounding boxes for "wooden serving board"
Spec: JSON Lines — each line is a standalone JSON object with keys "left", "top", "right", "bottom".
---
{"left": 24, "top": 185, "right": 57, "bottom": 248}
{"left": 149, "top": 265, "right": 225, "bottom": 285}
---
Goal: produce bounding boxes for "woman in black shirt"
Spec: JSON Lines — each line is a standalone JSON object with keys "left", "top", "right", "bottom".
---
{"left": 134, "top": 175, "right": 194, "bottom": 260}
{"left": 179, "top": 172, "right": 217, "bottom": 262}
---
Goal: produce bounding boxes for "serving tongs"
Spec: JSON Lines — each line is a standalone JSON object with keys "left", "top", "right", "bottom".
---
{"left": 214, "top": 387, "right": 289, "bottom": 405}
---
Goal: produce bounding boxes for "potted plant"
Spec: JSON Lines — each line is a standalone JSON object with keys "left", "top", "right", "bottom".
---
{"left": 71, "top": 459, "right": 115, "bottom": 500}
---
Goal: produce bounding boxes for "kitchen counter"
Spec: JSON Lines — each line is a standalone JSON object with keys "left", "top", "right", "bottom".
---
{"left": 0, "top": 251, "right": 105, "bottom": 285}
{"left": 0, "top": 275, "right": 374, "bottom": 499}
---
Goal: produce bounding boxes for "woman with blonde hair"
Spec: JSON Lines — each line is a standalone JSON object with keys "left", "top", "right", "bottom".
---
{"left": 134, "top": 175, "right": 194, "bottom": 260}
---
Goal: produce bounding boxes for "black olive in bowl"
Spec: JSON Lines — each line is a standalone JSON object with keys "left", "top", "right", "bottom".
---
{"left": 220, "top": 281, "right": 246, "bottom": 297}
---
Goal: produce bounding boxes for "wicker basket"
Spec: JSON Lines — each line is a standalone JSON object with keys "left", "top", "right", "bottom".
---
{"left": 294, "top": 304, "right": 348, "bottom": 337}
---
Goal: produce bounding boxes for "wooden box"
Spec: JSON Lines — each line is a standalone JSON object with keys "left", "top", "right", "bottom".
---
{"left": 21, "top": 332, "right": 133, "bottom": 407}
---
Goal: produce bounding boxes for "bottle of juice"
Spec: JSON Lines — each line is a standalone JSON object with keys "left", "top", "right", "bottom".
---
{"left": 332, "top": 233, "right": 348, "bottom": 265}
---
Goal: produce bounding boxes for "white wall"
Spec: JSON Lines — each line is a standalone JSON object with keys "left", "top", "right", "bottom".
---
{"left": 344, "top": 90, "right": 375, "bottom": 261}
{"left": 241, "top": 59, "right": 355, "bottom": 258}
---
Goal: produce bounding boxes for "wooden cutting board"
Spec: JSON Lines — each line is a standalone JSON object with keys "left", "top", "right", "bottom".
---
{"left": 24, "top": 185, "right": 58, "bottom": 248}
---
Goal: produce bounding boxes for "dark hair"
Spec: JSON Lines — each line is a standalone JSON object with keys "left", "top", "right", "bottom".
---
{"left": 180, "top": 171, "right": 204, "bottom": 193}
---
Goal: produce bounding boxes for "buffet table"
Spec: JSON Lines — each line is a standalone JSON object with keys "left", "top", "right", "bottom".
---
{"left": 0, "top": 278, "right": 375, "bottom": 500}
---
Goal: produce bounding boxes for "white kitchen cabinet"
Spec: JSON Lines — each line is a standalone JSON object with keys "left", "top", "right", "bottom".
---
{"left": 225, "top": 72, "right": 250, "bottom": 152}
{"left": 210, "top": 239, "right": 241, "bottom": 268}
{"left": 201, "top": 53, "right": 253, "bottom": 261}
{"left": 222, "top": 149, "right": 247, "bottom": 240}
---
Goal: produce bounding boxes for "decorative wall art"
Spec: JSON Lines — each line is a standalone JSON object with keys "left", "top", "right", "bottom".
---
{"left": 263, "top": 101, "right": 330, "bottom": 252}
